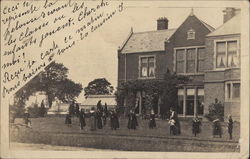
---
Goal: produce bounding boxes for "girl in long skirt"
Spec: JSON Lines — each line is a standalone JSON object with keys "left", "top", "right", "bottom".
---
{"left": 227, "top": 115, "right": 233, "bottom": 139}
{"left": 79, "top": 109, "right": 86, "bottom": 131}
{"left": 65, "top": 114, "right": 72, "bottom": 127}
{"left": 213, "top": 118, "right": 222, "bottom": 138}
{"left": 90, "top": 107, "right": 96, "bottom": 131}
{"left": 149, "top": 110, "right": 156, "bottom": 129}
{"left": 192, "top": 115, "right": 201, "bottom": 136}
{"left": 96, "top": 109, "right": 103, "bottom": 129}
{"left": 110, "top": 110, "right": 119, "bottom": 130}
{"left": 128, "top": 110, "right": 138, "bottom": 130}
{"left": 170, "top": 107, "right": 181, "bottom": 135}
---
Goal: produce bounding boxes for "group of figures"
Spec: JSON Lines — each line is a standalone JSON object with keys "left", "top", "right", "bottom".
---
{"left": 65, "top": 101, "right": 234, "bottom": 140}
{"left": 65, "top": 100, "right": 120, "bottom": 131}
{"left": 89, "top": 100, "right": 120, "bottom": 131}
{"left": 191, "top": 114, "right": 234, "bottom": 139}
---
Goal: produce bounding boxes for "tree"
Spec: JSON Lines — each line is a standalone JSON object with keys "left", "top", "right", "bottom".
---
{"left": 10, "top": 62, "right": 83, "bottom": 119}
{"left": 84, "top": 78, "right": 114, "bottom": 98}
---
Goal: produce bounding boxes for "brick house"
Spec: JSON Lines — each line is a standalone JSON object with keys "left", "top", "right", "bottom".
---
{"left": 117, "top": 18, "right": 176, "bottom": 114}
{"left": 117, "top": 8, "right": 240, "bottom": 120}
{"left": 204, "top": 8, "right": 241, "bottom": 121}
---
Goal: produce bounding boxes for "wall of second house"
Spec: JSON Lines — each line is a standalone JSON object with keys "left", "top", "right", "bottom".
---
{"left": 204, "top": 35, "right": 241, "bottom": 121}
{"left": 118, "top": 51, "right": 170, "bottom": 85}
{"left": 204, "top": 35, "right": 240, "bottom": 71}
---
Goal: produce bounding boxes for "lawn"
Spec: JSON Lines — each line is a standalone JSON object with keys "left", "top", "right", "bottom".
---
{"left": 10, "top": 115, "right": 240, "bottom": 152}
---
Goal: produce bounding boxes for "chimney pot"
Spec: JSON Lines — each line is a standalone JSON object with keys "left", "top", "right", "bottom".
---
{"left": 223, "top": 8, "right": 236, "bottom": 23}
{"left": 157, "top": 17, "right": 169, "bottom": 30}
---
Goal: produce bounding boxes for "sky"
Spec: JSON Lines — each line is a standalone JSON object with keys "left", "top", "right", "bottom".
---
{"left": 55, "top": 1, "right": 226, "bottom": 103}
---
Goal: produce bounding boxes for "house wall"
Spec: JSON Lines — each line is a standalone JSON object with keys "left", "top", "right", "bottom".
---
{"left": 117, "top": 51, "right": 169, "bottom": 86}
{"left": 165, "top": 15, "right": 212, "bottom": 85}
{"left": 204, "top": 34, "right": 241, "bottom": 121}
{"left": 170, "top": 15, "right": 211, "bottom": 48}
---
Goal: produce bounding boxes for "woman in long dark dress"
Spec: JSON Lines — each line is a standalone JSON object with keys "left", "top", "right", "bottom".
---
{"left": 213, "top": 118, "right": 222, "bottom": 138}
{"left": 128, "top": 110, "right": 138, "bottom": 130}
{"left": 192, "top": 115, "right": 201, "bottom": 136}
{"left": 90, "top": 107, "right": 96, "bottom": 131}
{"left": 170, "top": 107, "right": 181, "bottom": 135}
{"left": 24, "top": 110, "right": 31, "bottom": 127}
{"left": 110, "top": 110, "right": 119, "bottom": 130}
{"left": 79, "top": 109, "right": 86, "bottom": 131}
{"left": 149, "top": 110, "right": 156, "bottom": 129}
{"left": 96, "top": 109, "right": 103, "bottom": 129}
{"left": 227, "top": 115, "right": 233, "bottom": 139}
{"left": 103, "top": 103, "right": 108, "bottom": 126}
{"left": 65, "top": 114, "right": 72, "bottom": 127}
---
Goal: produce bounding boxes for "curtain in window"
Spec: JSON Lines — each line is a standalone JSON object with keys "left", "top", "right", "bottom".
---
{"left": 216, "top": 42, "right": 226, "bottom": 68}
{"left": 148, "top": 57, "right": 155, "bottom": 77}
{"left": 176, "top": 49, "right": 185, "bottom": 73}
{"left": 187, "top": 49, "right": 196, "bottom": 73}
{"left": 141, "top": 57, "right": 148, "bottom": 77}
{"left": 228, "top": 41, "right": 238, "bottom": 67}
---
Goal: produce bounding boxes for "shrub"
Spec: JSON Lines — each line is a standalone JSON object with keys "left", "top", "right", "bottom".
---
{"left": 205, "top": 99, "right": 224, "bottom": 122}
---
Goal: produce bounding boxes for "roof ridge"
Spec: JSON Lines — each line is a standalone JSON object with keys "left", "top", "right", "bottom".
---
{"left": 133, "top": 28, "right": 177, "bottom": 34}
{"left": 192, "top": 14, "right": 215, "bottom": 31}
{"left": 206, "top": 14, "right": 240, "bottom": 37}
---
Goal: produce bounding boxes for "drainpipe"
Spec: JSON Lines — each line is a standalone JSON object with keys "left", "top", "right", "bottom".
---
{"left": 125, "top": 53, "right": 127, "bottom": 82}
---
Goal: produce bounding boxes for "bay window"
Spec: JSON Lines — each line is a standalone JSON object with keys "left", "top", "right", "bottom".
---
{"left": 225, "top": 81, "right": 240, "bottom": 101}
{"left": 215, "top": 40, "right": 239, "bottom": 69}
{"left": 177, "top": 88, "right": 204, "bottom": 116}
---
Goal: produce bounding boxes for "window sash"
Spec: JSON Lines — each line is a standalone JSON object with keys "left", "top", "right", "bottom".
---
{"left": 140, "top": 56, "right": 155, "bottom": 78}
{"left": 225, "top": 82, "right": 240, "bottom": 100}
{"left": 215, "top": 40, "right": 239, "bottom": 69}
{"left": 175, "top": 47, "right": 205, "bottom": 74}
{"left": 232, "top": 83, "right": 240, "bottom": 99}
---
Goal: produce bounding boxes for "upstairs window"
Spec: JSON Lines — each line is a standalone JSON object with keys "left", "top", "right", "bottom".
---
{"left": 176, "top": 49, "right": 185, "bottom": 73}
{"left": 187, "top": 48, "right": 196, "bottom": 73}
{"left": 215, "top": 40, "right": 239, "bottom": 69}
{"left": 197, "top": 48, "right": 205, "bottom": 72}
{"left": 175, "top": 47, "right": 205, "bottom": 74}
{"left": 140, "top": 56, "right": 155, "bottom": 78}
{"left": 187, "top": 29, "right": 195, "bottom": 40}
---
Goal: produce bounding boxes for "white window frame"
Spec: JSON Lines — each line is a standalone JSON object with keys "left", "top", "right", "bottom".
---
{"left": 187, "top": 29, "right": 195, "bottom": 40}
{"left": 173, "top": 46, "right": 205, "bottom": 75}
{"left": 214, "top": 39, "right": 240, "bottom": 71}
{"left": 177, "top": 87, "right": 204, "bottom": 117}
{"left": 138, "top": 55, "right": 156, "bottom": 79}
{"left": 225, "top": 81, "right": 240, "bottom": 102}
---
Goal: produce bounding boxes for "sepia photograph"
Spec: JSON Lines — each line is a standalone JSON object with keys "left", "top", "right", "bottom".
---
{"left": 1, "top": 0, "right": 249, "bottom": 158}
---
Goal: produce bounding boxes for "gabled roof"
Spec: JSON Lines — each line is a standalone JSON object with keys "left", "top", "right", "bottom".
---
{"left": 200, "top": 19, "right": 215, "bottom": 32}
{"left": 207, "top": 14, "right": 240, "bottom": 37}
{"left": 120, "top": 29, "right": 177, "bottom": 54}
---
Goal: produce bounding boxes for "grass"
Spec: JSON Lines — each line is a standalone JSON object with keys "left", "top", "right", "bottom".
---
{"left": 10, "top": 115, "right": 240, "bottom": 152}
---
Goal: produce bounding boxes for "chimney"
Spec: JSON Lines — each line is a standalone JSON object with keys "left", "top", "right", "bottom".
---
{"left": 223, "top": 8, "right": 236, "bottom": 23}
{"left": 157, "top": 17, "right": 168, "bottom": 30}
